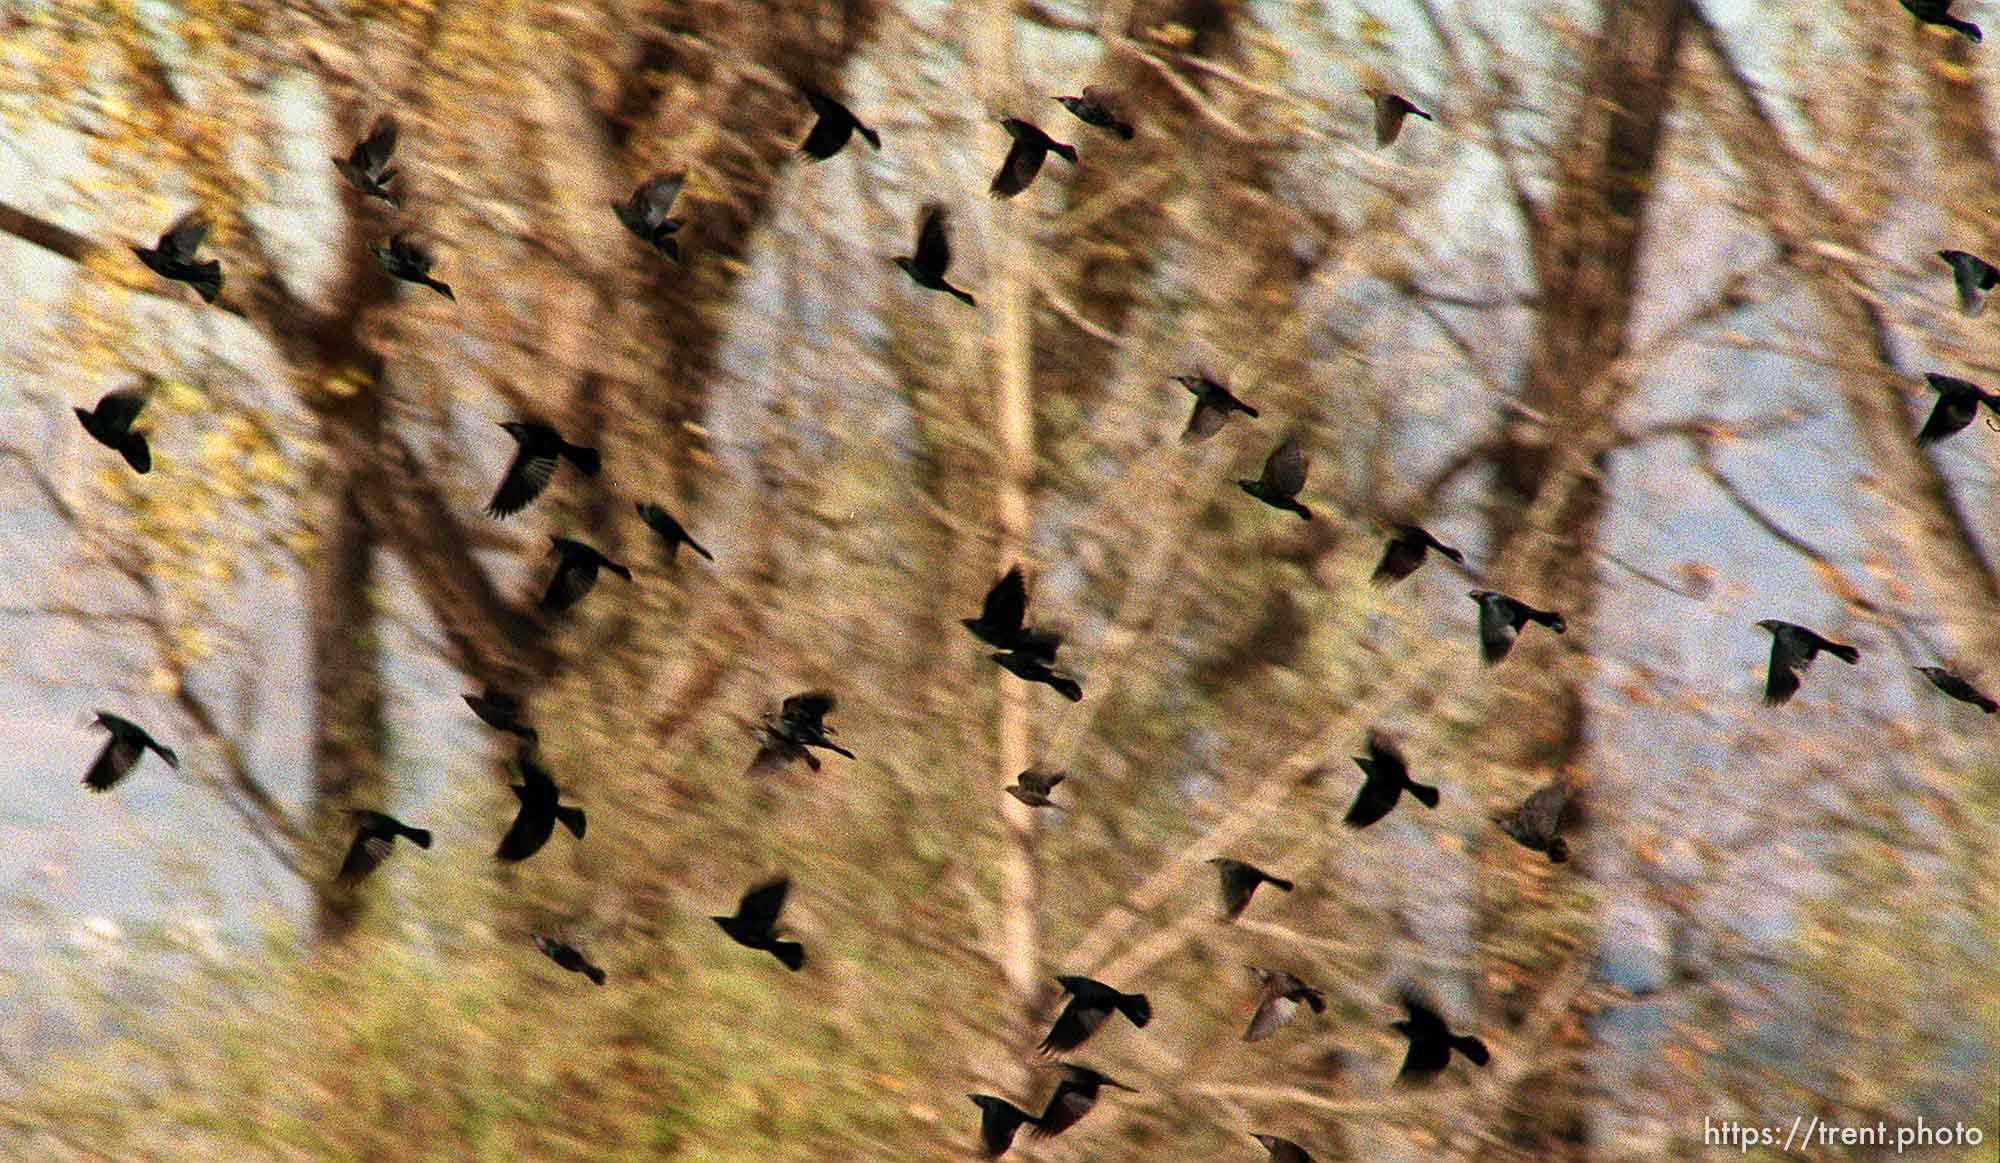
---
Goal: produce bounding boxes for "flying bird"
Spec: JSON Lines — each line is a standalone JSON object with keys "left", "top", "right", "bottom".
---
{"left": 1901, "top": 0, "right": 1982, "bottom": 41}
{"left": 747, "top": 690, "right": 855, "bottom": 775}
{"left": 1029, "top": 1064, "right": 1134, "bottom": 1139}
{"left": 1238, "top": 435, "right": 1313, "bottom": 520}
{"left": 463, "top": 688, "right": 540, "bottom": 744}
{"left": 1005, "top": 768, "right": 1067, "bottom": 807}
{"left": 990, "top": 117, "right": 1077, "bottom": 199}
{"left": 968, "top": 1094, "right": 1039, "bottom": 1157}
{"left": 1251, "top": 1133, "right": 1317, "bottom": 1163}
{"left": 533, "top": 934, "right": 607, "bottom": 985}
{"left": 992, "top": 650, "right": 1083, "bottom": 701}
{"left": 81, "top": 712, "right": 179, "bottom": 792}
{"left": 612, "top": 172, "right": 686, "bottom": 260}
{"left": 1345, "top": 732, "right": 1439, "bottom": 828}
{"left": 1172, "top": 370, "right": 1259, "bottom": 443}
{"left": 74, "top": 387, "right": 155, "bottom": 474}
{"left": 1755, "top": 619, "right": 1859, "bottom": 706}
{"left": 1915, "top": 373, "right": 2000, "bottom": 445}
{"left": 962, "top": 565, "right": 1061, "bottom": 659}
{"left": 798, "top": 86, "right": 881, "bottom": 160}
{"left": 635, "top": 502, "right": 713, "bottom": 563}
{"left": 1244, "top": 967, "right": 1326, "bottom": 1043}
{"left": 1493, "top": 781, "right": 1570, "bottom": 863}
{"left": 336, "top": 809, "right": 432, "bottom": 885}
{"left": 132, "top": 211, "right": 222, "bottom": 304}
{"left": 1372, "top": 523, "right": 1464, "bottom": 585}
{"left": 1937, "top": 249, "right": 1999, "bottom": 316}
{"left": 1206, "top": 857, "right": 1293, "bottom": 921}
{"left": 1053, "top": 87, "right": 1134, "bottom": 139}
{"left": 894, "top": 202, "right": 976, "bottom": 306}
{"left": 370, "top": 232, "right": 454, "bottom": 299}
{"left": 712, "top": 875, "right": 805, "bottom": 970}
{"left": 1039, "top": 975, "right": 1152, "bottom": 1055}
{"left": 1393, "top": 993, "right": 1489, "bottom": 1082}
{"left": 333, "top": 114, "right": 400, "bottom": 206}
{"left": 1367, "top": 89, "right": 1434, "bottom": 146}
{"left": 1468, "top": 589, "right": 1566, "bottom": 664}
{"left": 540, "top": 536, "right": 632, "bottom": 614}
{"left": 496, "top": 748, "right": 585, "bottom": 862}
{"left": 1916, "top": 665, "right": 1999, "bottom": 712}
{"left": 487, "top": 420, "right": 601, "bottom": 518}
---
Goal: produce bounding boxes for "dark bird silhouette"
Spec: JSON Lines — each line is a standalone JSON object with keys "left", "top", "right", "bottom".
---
{"left": 746, "top": 690, "right": 856, "bottom": 776}
{"left": 336, "top": 809, "right": 432, "bottom": 885}
{"left": 1916, "top": 373, "right": 2000, "bottom": 445}
{"left": 533, "top": 934, "right": 606, "bottom": 985}
{"left": 1917, "top": 665, "right": 1999, "bottom": 712}
{"left": 1901, "top": 0, "right": 1982, "bottom": 41}
{"left": 1755, "top": 619, "right": 1860, "bottom": 706}
{"left": 333, "top": 114, "right": 400, "bottom": 206}
{"left": 463, "top": 688, "right": 540, "bottom": 744}
{"left": 540, "top": 536, "right": 631, "bottom": 614}
{"left": 990, "top": 117, "right": 1077, "bottom": 199}
{"left": 1938, "top": 249, "right": 1999, "bottom": 316}
{"left": 496, "top": 749, "right": 585, "bottom": 862}
{"left": 1172, "top": 370, "right": 1259, "bottom": 443}
{"left": 962, "top": 565, "right": 1062, "bottom": 660}
{"left": 1030, "top": 1064, "right": 1134, "bottom": 1138}
{"left": 370, "top": 232, "right": 453, "bottom": 299}
{"left": 486, "top": 420, "right": 601, "bottom": 518}
{"left": 1493, "top": 782, "right": 1570, "bottom": 863}
{"left": 612, "top": 172, "right": 686, "bottom": 260}
{"left": 1244, "top": 967, "right": 1326, "bottom": 1043}
{"left": 894, "top": 202, "right": 976, "bottom": 306}
{"left": 712, "top": 875, "right": 805, "bottom": 970}
{"left": 992, "top": 650, "right": 1083, "bottom": 701}
{"left": 968, "top": 1094, "right": 1039, "bottom": 1157}
{"left": 1238, "top": 435, "right": 1313, "bottom": 520}
{"left": 1368, "top": 89, "right": 1434, "bottom": 146}
{"left": 1039, "top": 975, "right": 1152, "bottom": 1055}
{"left": 1393, "top": 993, "right": 1489, "bottom": 1081}
{"left": 1054, "top": 87, "right": 1134, "bottom": 139}
{"left": 1345, "top": 732, "right": 1439, "bottom": 828}
{"left": 81, "top": 712, "right": 178, "bottom": 792}
{"left": 132, "top": 211, "right": 222, "bottom": 304}
{"left": 1206, "top": 857, "right": 1293, "bottom": 921}
{"left": 1372, "top": 523, "right": 1464, "bottom": 585}
{"left": 635, "top": 502, "right": 713, "bottom": 563}
{"left": 1468, "top": 589, "right": 1566, "bottom": 665}
{"left": 74, "top": 387, "right": 154, "bottom": 473}
{"left": 1251, "top": 1133, "right": 1317, "bottom": 1163}
{"left": 798, "top": 86, "right": 881, "bottom": 160}
{"left": 1005, "top": 767, "right": 1067, "bottom": 807}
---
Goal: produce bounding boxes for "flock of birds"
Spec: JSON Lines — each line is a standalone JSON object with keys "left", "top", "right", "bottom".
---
{"left": 49, "top": 8, "right": 2000, "bottom": 1156}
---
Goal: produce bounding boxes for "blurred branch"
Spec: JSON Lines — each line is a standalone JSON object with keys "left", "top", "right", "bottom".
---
{"left": 1190, "top": 1084, "right": 1398, "bottom": 1117}
{"left": 1409, "top": 0, "right": 1542, "bottom": 240}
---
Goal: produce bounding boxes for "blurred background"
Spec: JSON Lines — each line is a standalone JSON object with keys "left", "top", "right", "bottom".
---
{"left": 2, "top": 0, "right": 1998, "bottom": 1158}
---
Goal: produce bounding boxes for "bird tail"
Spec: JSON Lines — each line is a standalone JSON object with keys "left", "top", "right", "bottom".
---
{"left": 948, "top": 284, "right": 978, "bottom": 308}
{"left": 1267, "top": 876, "right": 1295, "bottom": 893}
{"left": 1454, "top": 1034, "right": 1491, "bottom": 1065}
{"left": 556, "top": 805, "right": 587, "bottom": 839}
{"left": 1052, "top": 676, "right": 1083, "bottom": 702}
{"left": 1240, "top": 403, "right": 1261, "bottom": 418}
{"left": 1291, "top": 501, "right": 1314, "bottom": 522}
{"left": 1531, "top": 608, "right": 1567, "bottom": 633}
{"left": 1548, "top": 838, "right": 1571, "bottom": 863}
{"left": 190, "top": 261, "right": 223, "bottom": 304}
{"left": 427, "top": 278, "right": 455, "bottom": 301}
{"left": 404, "top": 827, "right": 434, "bottom": 849}
{"left": 688, "top": 537, "right": 715, "bottom": 562}
{"left": 772, "top": 940, "right": 806, "bottom": 971}
{"left": 564, "top": 444, "right": 602, "bottom": 476}
{"left": 857, "top": 125, "right": 882, "bottom": 150}
{"left": 1951, "top": 17, "right": 1982, "bottom": 41}
{"left": 1827, "top": 642, "right": 1861, "bottom": 665}
{"left": 1053, "top": 142, "right": 1079, "bottom": 165}
{"left": 605, "top": 561, "right": 634, "bottom": 582}
{"left": 585, "top": 964, "right": 607, "bottom": 985}
{"left": 1439, "top": 544, "right": 1466, "bottom": 564}
{"left": 1118, "top": 992, "right": 1153, "bottom": 1027}
{"left": 1407, "top": 781, "right": 1441, "bottom": 810}
{"left": 1114, "top": 120, "right": 1135, "bottom": 140}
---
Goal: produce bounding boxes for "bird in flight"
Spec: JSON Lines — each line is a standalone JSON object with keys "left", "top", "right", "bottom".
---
{"left": 132, "top": 210, "right": 222, "bottom": 304}
{"left": 74, "top": 386, "right": 156, "bottom": 474}
{"left": 1029, "top": 1063, "right": 1134, "bottom": 1139}
{"left": 1468, "top": 589, "right": 1566, "bottom": 664}
{"left": 1053, "top": 87, "right": 1134, "bottom": 139}
{"left": 1344, "top": 732, "right": 1439, "bottom": 828}
{"left": 496, "top": 748, "right": 586, "bottom": 862}
{"left": 1206, "top": 857, "right": 1293, "bottom": 921}
{"left": 712, "top": 875, "right": 806, "bottom": 970}
{"left": 533, "top": 934, "right": 607, "bottom": 985}
{"left": 463, "top": 688, "right": 540, "bottom": 744}
{"left": 1005, "top": 767, "right": 1067, "bottom": 807}
{"left": 968, "top": 1093, "right": 1039, "bottom": 1157}
{"left": 370, "top": 232, "right": 454, "bottom": 299}
{"left": 1493, "top": 781, "right": 1571, "bottom": 862}
{"left": 1938, "top": 249, "right": 1999, "bottom": 316}
{"left": 962, "top": 565, "right": 1061, "bottom": 660}
{"left": 1243, "top": 967, "right": 1326, "bottom": 1043}
{"left": 1755, "top": 619, "right": 1859, "bottom": 706}
{"left": 1915, "top": 373, "right": 2000, "bottom": 446}
{"left": 747, "top": 690, "right": 855, "bottom": 775}
{"left": 487, "top": 420, "right": 601, "bottom": 518}
{"left": 80, "top": 712, "right": 179, "bottom": 792}
{"left": 635, "top": 502, "right": 713, "bottom": 564}
{"left": 798, "top": 86, "right": 881, "bottom": 160}
{"left": 540, "top": 537, "right": 632, "bottom": 614}
{"left": 1251, "top": 1133, "right": 1318, "bottom": 1163}
{"left": 336, "top": 810, "right": 432, "bottom": 885}
{"left": 1392, "top": 993, "right": 1489, "bottom": 1082}
{"left": 1367, "top": 89, "right": 1434, "bottom": 146}
{"left": 1916, "top": 665, "right": 1998, "bottom": 712}
{"left": 1901, "top": 0, "right": 1981, "bottom": 42}
{"left": 333, "top": 114, "right": 400, "bottom": 206}
{"left": 1238, "top": 435, "right": 1313, "bottom": 520}
{"left": 992, "top": 649, "right": 1083, "bottom": 702}
{"left": 1372, "top": 523, "right": 1464, "bottom": 586}
{"left": 1038, "top": 974, "right": 1152, "bottom": 1055}
{"left": 1172, "top": 370, "right": 1259, "bottom": 443}
{"left": 990, "top": 117, "right": 1077, "bottom": 199}
{"left": 894, "top": 202, "right": 976, "bottom": 307}
{"left": 612, "top": 172, "right": 686, "bottom": 260}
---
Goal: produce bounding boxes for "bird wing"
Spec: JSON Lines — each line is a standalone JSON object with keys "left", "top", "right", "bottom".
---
{"left": 979, "top": 567, "right": 1029, "bottom": 637}
{"left": 336, "top": 830, "right": 393, "bottom": 884}
{"left": 1030, "top": 1085, "right": 1091, "bottom": 1137}
{"left": 913, "top": 204, "right": 952, "bottom": 274}
{"left": 1342, "top": 763, "right": 1399, "bottom": 828}
{"left": 1521, "top": 783, "right": 1567, "bottom": 838}
{"left": 638, "top": 172, "right": 685, "bottom": 223}
{"left": 358, "top": 114, "right": 398, "bottom": 173}
{"left": 1917, "top": 393, "right": 1975, "bottom": 445}
{"left": 1244, "top": 992, "right": 1299, "bottom": 1043}
{"left": 1183, "top": 399, "right": 1229, "bottom": 442}
{"left": 540, "top": 557, "right": 598, "bottom": 612}
{"left": 784, "top": 690, "right": 838, "bottom": 727}
{"left": 92, "top": 389, "right": 149, "bottom": 434}
{"left": 487, "top": 447, "right": 558, "bottom": 517}
{"left": 1374, "top": 95, "right": 1406, "bottom": 146}
{"left": 1260, "top": 436, "right": 1307, "bottom": 495}
{"left": 1764, "top": 633, "right": 1804, "bottom": 705}
{"left": 798, "top": 113, "right": 848, "bottom": 159}
{"left": 1038, "top": 999, "right": 1103, "bottom": 1053}
{"left": 1476, "top": 597, "right": 1516, "bottom": 663}
{"left": 82, "top": 734, "right": 142, "bottom": 791}
{"left": 1372, "top": 537, "right": 1423, "bottom": 585}
{"left": 990, "top": 139, "right": 1042, "bottom": 198}
{"left": 737, "top": 876, "right": 791, "bottom": 932}
{"left": 496, "top": 803, "right": 556, "bottom": 861}
{"left": 159, "top": 211, "right": 210, "bottom": 261}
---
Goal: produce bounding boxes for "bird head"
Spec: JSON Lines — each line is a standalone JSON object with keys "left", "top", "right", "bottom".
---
{"left": 1467, "top": 589, "right": 1493, "bottom": 603}
{"left": 499, "top": 420, "right": 528, "bottom": 439}
{"left": 1754, "top": 618, "right": 1783, "bottom": 635}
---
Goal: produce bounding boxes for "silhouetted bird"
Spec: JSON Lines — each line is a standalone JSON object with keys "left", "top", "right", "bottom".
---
{"left": 370, "top": 232, "right": 453, "bottom": 299}
{"left": 1206, "top": 857, "right": 1293, "bottom": 921}
{"left": 993, "top": 650, "right": 1083, "bottom": 701}
{"left": 81, "top": 712, "right": 178, "bottom": 792}
{"left": 1251, "top": 1133, "right": 1316, "bottom": 1163}
{"left": 1372, "top": 523, "right": 1464, "bottom": 586}
{"left": 747, "top": 690, "right": 855, "bottom": 776}
{"left": 1054, "top": 87, "right": 1135, "bottom": 139}
{"left": 894, "top": 202, "right": 976, "bottom": 306}
{"left": 132, "top": 211, "right": 222, "bottom": 304}
{"left": 635, "top": 502, "right": 713, "bottom": 563}
{"left": 798, "top": 86, "right": 880, "bottom": 160}
{"left": 1917, "top": 666, "right": 1997, "bottom": 712}
{"left": 487, "top": 420, "right": 601, "bottom": 518}
{"left": 1039, "top": 975, "right": 1152, "bottom": 1055}
{"left": 336, "top": 809, "right": 432, "bottom": 885}
{"left": 1916, "top": 373, "right": 2000, "bottom": 445}
{"left": 1030, "top": 1064, "right": 1133, "bottom": 1138}
{"left": 1493, "top": 782, "right": 1570, "bottom": 863}
{"left": 990, "top": 118, "right": 1077, "bottom": 199}
{"left": 532, "top": 934, "right": 606, "bottom": 984}
{"left": 463, "top": 688, "right": 540, "bottom": 744}
{"left": 1393, "top": 993, "right": 1489, "bottom": 1081}
{"left": 1244, "top": 967, "right": 1326, "bottom": 1043}
{"left": 712, "top": 875, "right": 805, "bottom": 970}
{"left": 1755, "top": 619, "right": 1859, "bottom": 706}
{"left": 1901, "top": 0, "right": 1981, "bottom": 41}
{"left": 333, "top": 114, "right": 400, "bottom": 206}
{"left": 1238, "top": 436, "right": 1313, "bottom": 520}
{"left": 74, "top": 387, "right": 154, "bottom": 474}
{"left": 496, "top": 749, "right": 585, "bottom": 862}
{"left": 968, "top": 1094, "right": 1039, "bottom": 1157}
{"left": 612, "top": 172, "right": 686, "bottom": 260}
{"left": 1468, "top": 589, "right": 1566, "bottom": 664}
{"left": 1005, "top": 767, "right": 1067, "bottom": 807}
{"left": 1345, "top": 732, "right": 1439, "bottom": 828}
{"left": 962, "top": 565, "right": 1061, "bottom": 660}
{"left": 540, "top": 536, "right": 631, "bottom": 614}
{"left": 1368, "top": 89, "right": 1434, "bottom": 146}
{"left": 1173, "top": 370, "right": 1259, "bottom": 443}
{"left": 1938, "top": 250, "right": 1999, "bottom": 316}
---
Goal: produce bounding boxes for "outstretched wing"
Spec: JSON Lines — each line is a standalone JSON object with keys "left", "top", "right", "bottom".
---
{"left": 736, "top": 875, "right": 791, "bottom": 933}
{"left": 637, "top": 172, "right": 685, "bottom": 224}
{"left": 336, "top": 829, "right": 392, "bottom": 885}
{"left": 913, "top": 203, "right": 952, "bottom": 275}
{"left": 357, "top": 114, "right": 398, "bottom": 173}
{"left": 92, "top": 388, "right": 149, "bottom": 434}
{"left": 161, "top": 211, "right": 210, "bottom": 261}
{"left": 979, "top": 567, "right": 1029, "bottom": 637}
{"left": 487, "top": 445, "right": 558, "bottom": 517}
{"left": 1259, "top": 436, "right": 1307, "bottom": 495}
